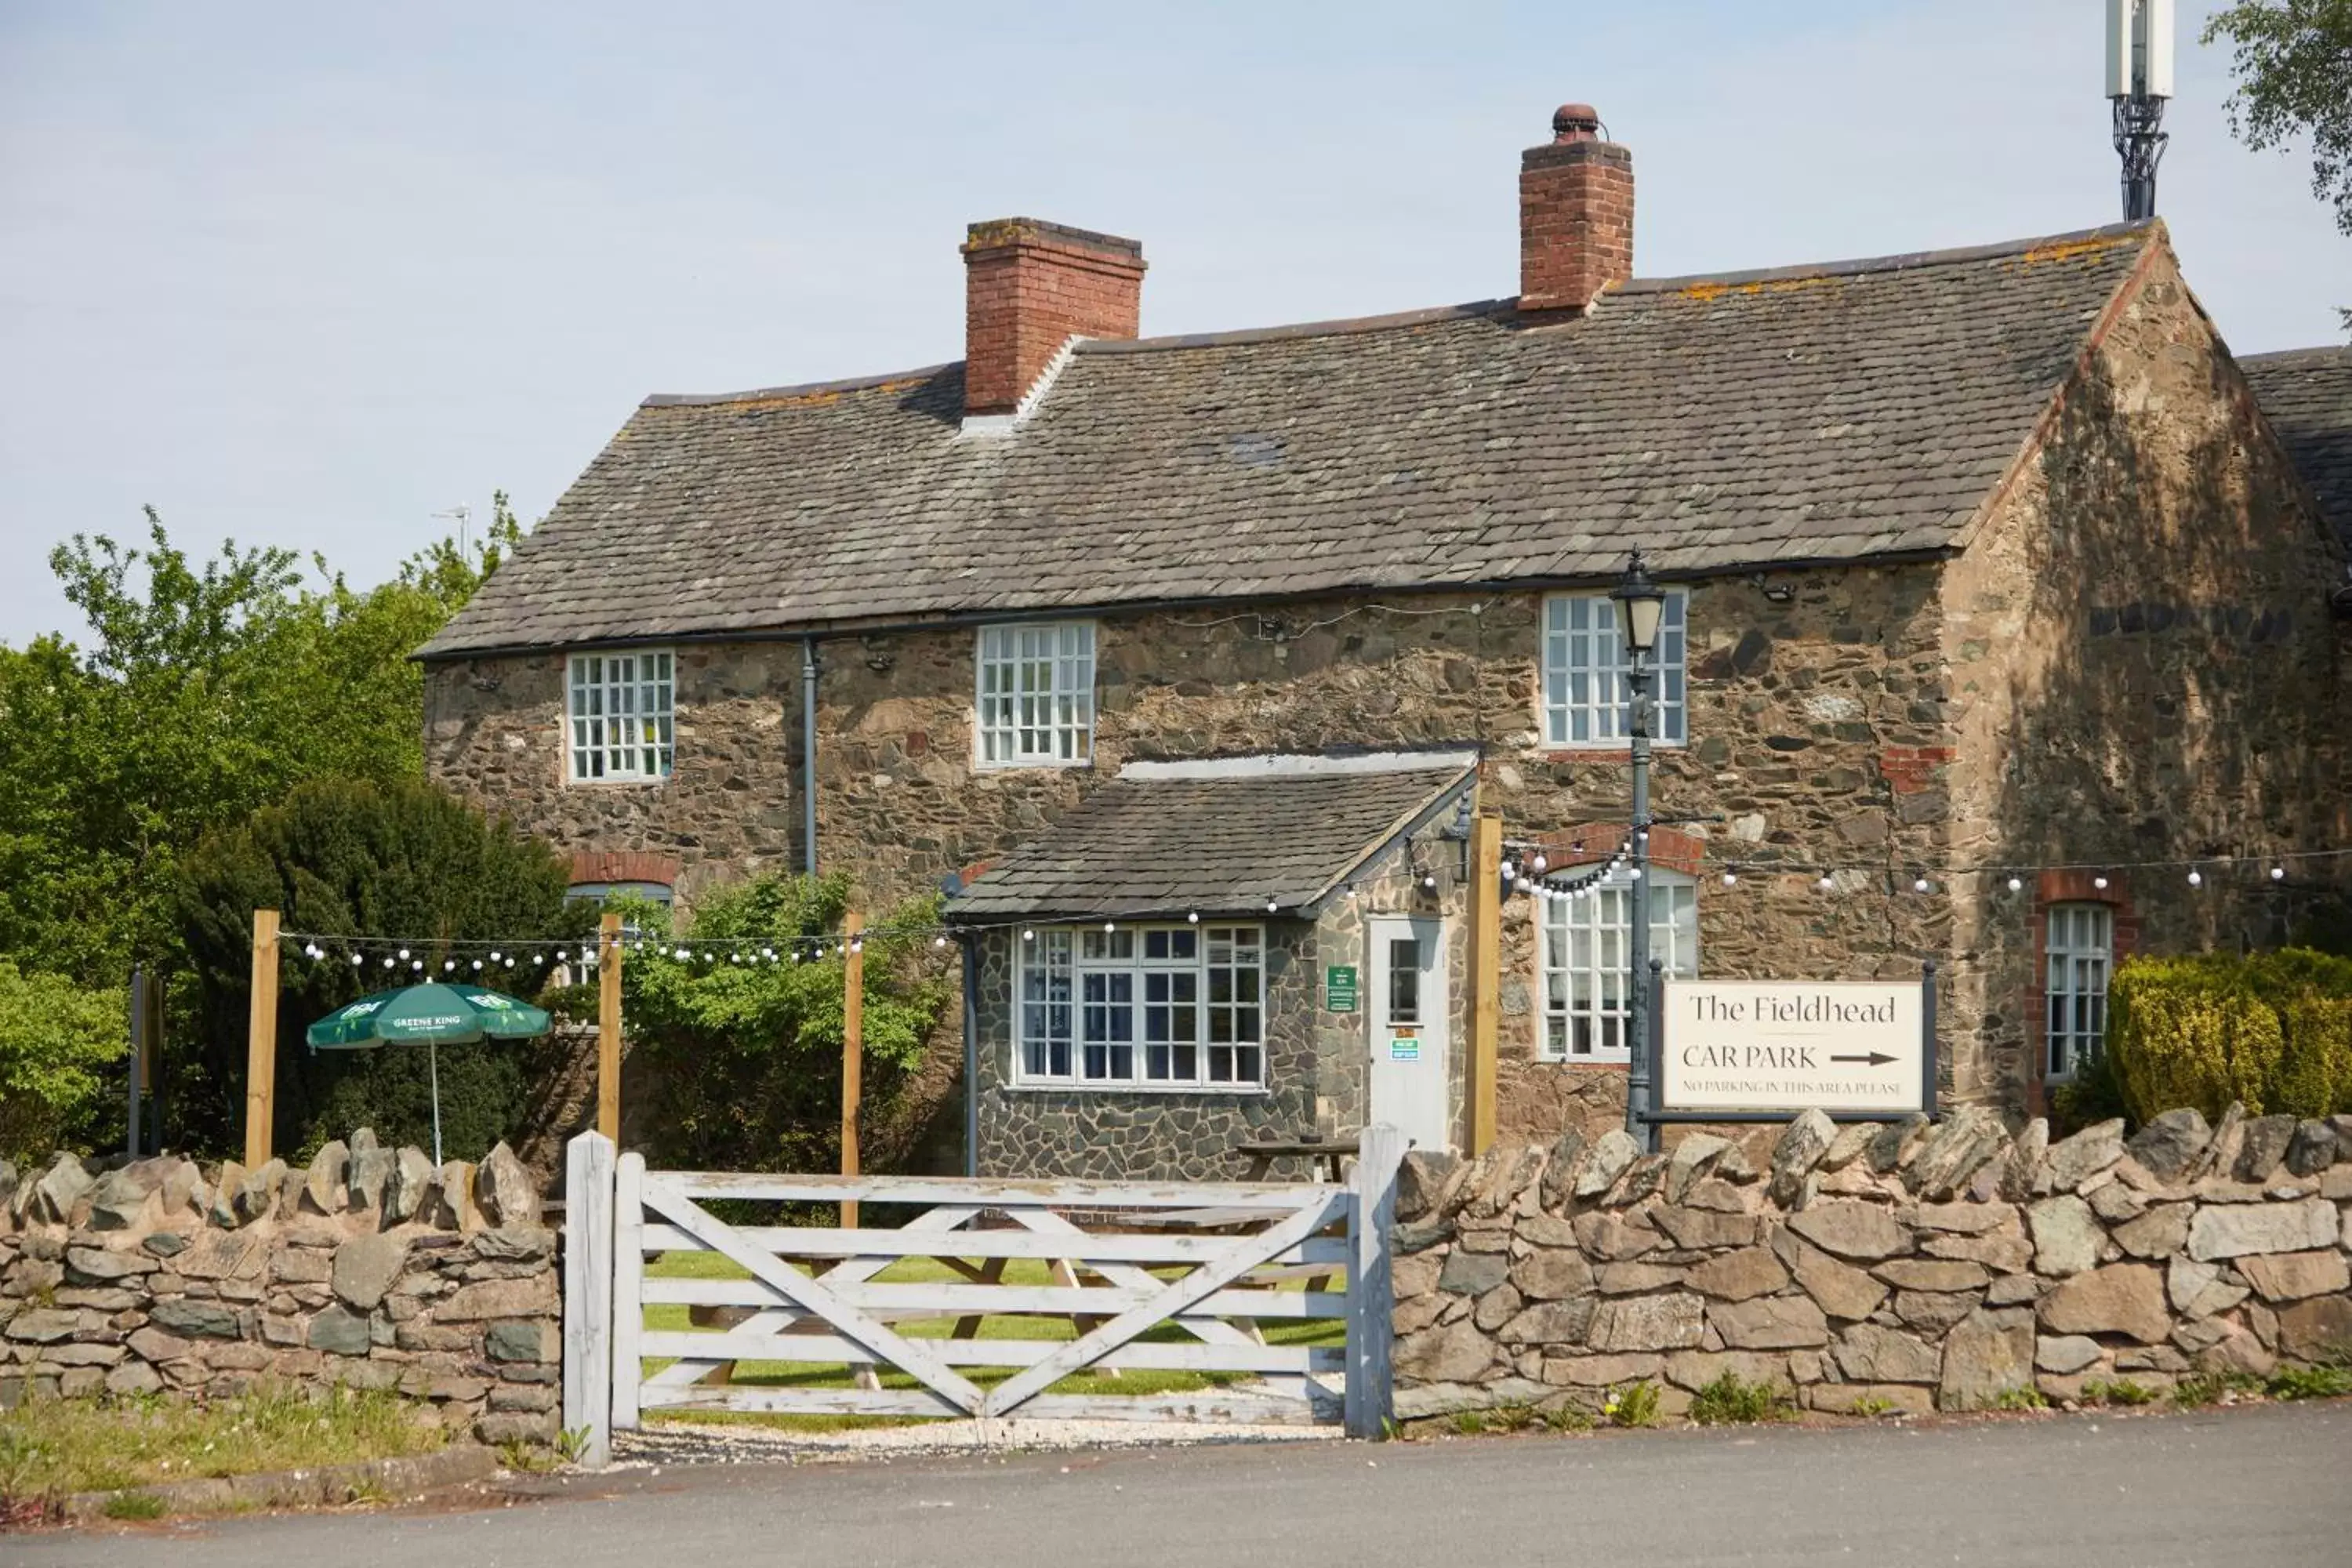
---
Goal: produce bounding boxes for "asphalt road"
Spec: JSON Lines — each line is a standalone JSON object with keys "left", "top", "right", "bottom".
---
{"left": 13, "top": 1402, "right": 2349, "bottom": 1568}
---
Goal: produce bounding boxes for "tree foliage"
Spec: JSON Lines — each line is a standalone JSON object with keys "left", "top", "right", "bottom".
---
{"left": 2203, "top": 1, "right": 2352, "bottom": 331}
{"left": 177, "top": 775, "right": 591, "bottom": 1160}
{"left": 621, "top": 876, "right": 953, "bottom": 1174}
{"left": 0, "top": 498, "right": 524, "bottom": 984}
{"left": 0, "top": 961, "right": 127, "bottom": 1163}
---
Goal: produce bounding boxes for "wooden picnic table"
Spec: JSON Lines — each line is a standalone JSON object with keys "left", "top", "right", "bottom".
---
{"left": 1232, "top": 1134, "right": 1360, "bottom": 1184}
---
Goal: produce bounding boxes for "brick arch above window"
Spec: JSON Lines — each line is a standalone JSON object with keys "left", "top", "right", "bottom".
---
{"left": 569, "top": 851, "right": 681, "bottom": 890}
{"left": 1527, "top": 822, "right": 1706, "bottom": 878}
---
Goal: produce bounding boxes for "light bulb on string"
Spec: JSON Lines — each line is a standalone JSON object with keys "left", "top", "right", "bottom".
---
{"left": 1023, "top": 929, "right": 1036, "bottom": 942}
{"left": 849, "top": 938, "right": 864, "bottom": 953}
{"left": 1531, "top": 853, "right": 1548, "bottom": 872}
{"left": 1104, "top": 922, "right": 1116, "bottom": 934}
{"left": 1721, "top": 870, "right": 1737, "bottom": 887}
{"left": 411, "top": 960, "right": 424, "bottom": 972}
{"left": 1913, "top": 877, "right": 1932, "bottom": 894}
{"left": 351, "top": 953, "right": 364, "bottom": 967}
{"left": 2270, "top": 866, "right": 2285, "bottom": 882}
{"left": 397, "top": 949, "right": 410, "bottom": 961}
{"left": 383, "top": 956, "right": 396, "bottom": 970}
{"left": 2007, "top": 877, "right": 2024, "bottom": 893}
{"left": 2187, "top": 869, "right": 2202, "bottom": 887}
{"left": 2093, "top": 876, "right": 2109, "bottom": 891}
{"left": 1421, "top": 875, "right": 1437, "bottom": 890}
{"left": 1817, "top": 874, "right": 1835, "bottom": 893}
{"left": 934, "top": 935, "right": 948, "bottom": 948}
{"left": 1265, "top": 898, "right": 1279, "bottom": 913}
{"left": 489, "top": 951, "right": 502, "bottom": 964}
{"left": 1186, "top": 911, "right": 1200, "bottom": 924}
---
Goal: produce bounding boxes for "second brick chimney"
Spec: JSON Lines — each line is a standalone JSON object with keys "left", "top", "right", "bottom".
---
{"left": 1519, "top": 104, "right": 1633, "bottom": 315}
{"left": 960, "top": 218, "right": 1146, "bottom": 419}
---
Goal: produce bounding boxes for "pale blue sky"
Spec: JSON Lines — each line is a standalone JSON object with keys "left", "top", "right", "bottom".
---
{"left": 2, "top": 2, "right": 2343, "bottom": 644}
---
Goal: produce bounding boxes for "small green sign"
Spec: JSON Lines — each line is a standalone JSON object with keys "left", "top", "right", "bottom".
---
{"left": 1325, "top": 965, "right": 1359, "bottom": 1013}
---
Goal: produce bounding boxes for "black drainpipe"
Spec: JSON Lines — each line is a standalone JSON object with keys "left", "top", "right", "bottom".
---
{"left": 960, "top": 930, "right": 982, "bottom": 1177}
{"left": 800, "top": 637, "right": 819, "bottom": 876}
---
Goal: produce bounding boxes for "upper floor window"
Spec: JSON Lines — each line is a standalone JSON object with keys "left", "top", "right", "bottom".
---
{"left": 2045, "top": 903, "right": 2112, "bottom": 1081}
{"left": 568, "top": 650, "right": 673, "bottom": 782}
{"left": 1541, "top": 591, "right": 1688, "bottom": 747}
{"left": 1016, "top": 924, "right": 1263, "bottom": 1089}
{"left": 977, "top": 621, "right": 1094, "bottom": 768}
{"left": 1538, "top": 869, "right": 1698, "bottom": 1062}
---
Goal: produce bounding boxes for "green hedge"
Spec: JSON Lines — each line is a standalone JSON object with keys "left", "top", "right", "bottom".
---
{"left": 2106, "top": 949, "right": 2352, "bottom": 1124}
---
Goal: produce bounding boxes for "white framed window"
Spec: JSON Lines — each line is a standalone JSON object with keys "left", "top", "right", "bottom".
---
{"left": 567, "top": 651, "right": 674, "bottom": 782}
{"left": 2045, "top": 903, "right": 2112, "bottom": 1080}
{"left": 1541, "top": 590, "right": 1688, "bottom": 747}
{"left": 1538, "top": 871, "right": 1698, "bottom": 1062}
{"left": 977, "top": 621, "right": 1094, "bottom": 767}
{"left": 1016, "top": 924, "right": 1263, "bottom": 1088}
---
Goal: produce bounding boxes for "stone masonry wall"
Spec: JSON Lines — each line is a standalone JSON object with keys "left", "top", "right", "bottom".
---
{"left": 1390, "top": 1107, "right": 2352, "bottom": 1420}
{"left": 0, "top": 1134, "right": 561, "bottom": 1447}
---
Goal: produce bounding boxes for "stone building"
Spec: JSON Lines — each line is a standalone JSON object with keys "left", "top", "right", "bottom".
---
{"left": 419, "top": 104, "right": 2352, "bottom": 1178}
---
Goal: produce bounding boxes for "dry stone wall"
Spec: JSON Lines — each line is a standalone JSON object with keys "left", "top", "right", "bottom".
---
{"left": 1390, "top": 1105, "right": 2352, "bottom": 1419}
{"left": 0, "top": 1132, "right": 561, "bottom": 1447}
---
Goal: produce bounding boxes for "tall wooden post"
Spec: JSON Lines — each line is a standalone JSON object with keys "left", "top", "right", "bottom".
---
{"left": 597, "top": 912, "right": 623, "bottom": 1143}
{"left": 1467, "top": 815, "right": 1502, "bottom": 1156}
{"left": 841, "top": 911, "right": 864, "bottom": 1229}
{"left": 244, "top": 909, "right": 280, "bottom": 1169}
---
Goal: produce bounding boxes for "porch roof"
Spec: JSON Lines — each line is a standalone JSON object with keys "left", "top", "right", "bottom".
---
{"left": 946, "top": 750, "right": 1478, "bottom": 924}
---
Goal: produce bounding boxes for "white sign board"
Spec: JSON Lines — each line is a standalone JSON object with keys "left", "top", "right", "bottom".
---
{"left": 1659, "top": 980, "right": 1926, "bottom": 1115}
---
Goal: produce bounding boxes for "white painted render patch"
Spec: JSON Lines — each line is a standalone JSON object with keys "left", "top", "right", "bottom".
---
{"left": 1120, "top": 749, "right": 1479, "bottom": 782}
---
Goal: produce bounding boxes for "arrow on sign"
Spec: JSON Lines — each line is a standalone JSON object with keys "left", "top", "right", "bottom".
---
{"left": 1831, "top": 1051, "right": 1900, "bottom": 1066}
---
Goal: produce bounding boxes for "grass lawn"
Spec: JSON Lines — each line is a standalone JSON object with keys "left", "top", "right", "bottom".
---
{"left": 637, "top": 1249, "right": 1346, "bottom": 1433}
{"left": 0, "top": 1386, "right": 446, "bottom": 1506}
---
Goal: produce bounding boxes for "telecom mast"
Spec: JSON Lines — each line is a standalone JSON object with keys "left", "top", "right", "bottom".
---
{"left": 2107, "top": 0, "right": 2173, "bottom": 220}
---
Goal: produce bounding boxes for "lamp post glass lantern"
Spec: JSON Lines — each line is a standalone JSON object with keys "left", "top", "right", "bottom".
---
{"left": 1611, "top": 552, "right": 1668, "bottom": 1152}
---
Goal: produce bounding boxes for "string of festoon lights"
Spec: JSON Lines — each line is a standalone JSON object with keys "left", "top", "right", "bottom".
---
{"left": 1496, "top": 838, "right": 2352, "bottom": 902}
{"left": 270, "top": 926, "right": 946, "bottom": 975}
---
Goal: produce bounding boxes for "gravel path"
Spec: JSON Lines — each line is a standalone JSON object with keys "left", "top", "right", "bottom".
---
{"left": 617, "top": 1414, "right": 1339, "bottom": 1463}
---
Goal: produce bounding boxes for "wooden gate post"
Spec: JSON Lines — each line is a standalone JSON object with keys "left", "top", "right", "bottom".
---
{"left": 243, "top": 909, "right": 280, "bottom": 1169}
{"left": 1345, "top": 1122, "right": 1405, "bottom": 1439}
{"left": 841, "top": 911, "right": 864, "bottom": 1229}
{"left": 597, "top": 912, "right": 623, "bottom": 1142}
{"left": 561, "top": 1130, "right": 616, "bottom": 1469}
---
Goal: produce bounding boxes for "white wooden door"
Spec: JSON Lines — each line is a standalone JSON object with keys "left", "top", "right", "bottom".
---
{"left": 1366, "top": 916, "right": 1450, "bottom": 1153}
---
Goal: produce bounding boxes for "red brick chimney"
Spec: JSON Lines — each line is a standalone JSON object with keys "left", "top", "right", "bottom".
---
{"left": 1519, "top": 103, "right": 1633, "bottom": 315}
{"left": 960, "top": 218, "right": 1146, "bottom": 419}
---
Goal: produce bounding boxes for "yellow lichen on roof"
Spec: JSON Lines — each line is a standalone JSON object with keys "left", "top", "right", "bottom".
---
{"left": 1676, "top": 273, "right": 1838, "bottom": 303}
{"left": 2016, "top": 233, "right": 2135, "bottom": 267}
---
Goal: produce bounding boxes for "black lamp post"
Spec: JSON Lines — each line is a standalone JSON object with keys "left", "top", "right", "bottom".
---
{"left": 1611, "top": 551, "right": 1668, "bottom": 1152}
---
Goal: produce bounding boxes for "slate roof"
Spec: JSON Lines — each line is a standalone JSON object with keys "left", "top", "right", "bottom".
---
{"left": 2241, "top": 346, "right": 2352, "bottom": 550}
{"left": 421, "top": 222, "right": 2164, "bottom": 659}
{"left": 945, "top": 753, "right": 1477, "bottom": 922}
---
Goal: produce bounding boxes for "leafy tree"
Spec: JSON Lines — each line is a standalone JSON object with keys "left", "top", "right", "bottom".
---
{"left": 2203, "top": 1, "right": 2352, "bottom": 332}
{"left": 0, "top": 961, "right": 126, "bottom": 1163}
{"left": 0, "top": 498, "right": 524, "bottom": 985}
{"left": 177, "top": 775, "right": 592, "bottom": 1160}
{"left": 621, "top": 876, "right": 953, "bottom": 1174}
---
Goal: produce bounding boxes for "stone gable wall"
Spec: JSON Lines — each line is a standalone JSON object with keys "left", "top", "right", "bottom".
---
{"left": 1939, "top": 245, "right": 2352, "bottom": 1110}
{"left": 0, "top": 1134, "right": 561, "bottom": 1447}
{"left": 1389, "top": 1107, "right": 2352, "bottom": 1420}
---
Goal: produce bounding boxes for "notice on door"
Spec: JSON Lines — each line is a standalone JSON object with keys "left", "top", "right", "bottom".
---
{"left": 1659, "top": 981, "right": 1926, "bottom": 1115}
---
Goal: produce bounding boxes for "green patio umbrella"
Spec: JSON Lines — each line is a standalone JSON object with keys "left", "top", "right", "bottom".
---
{"left": 306, "top": 983, "right": 552, "bottom": 1163}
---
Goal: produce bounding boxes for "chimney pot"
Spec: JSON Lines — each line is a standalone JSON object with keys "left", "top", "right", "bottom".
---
{"left": 1519, "top": 102, "right": 1633, "bottom": 315}
{"left": 1551, "top": 103, "right": 1602, "bottom": 141}
{"left": 960, "top": 218, "right": 1145, "bottom": 420}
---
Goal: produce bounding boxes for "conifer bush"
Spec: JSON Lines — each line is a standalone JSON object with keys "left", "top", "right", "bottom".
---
{"left": 2104, "top": 949, "right": 2352, "bottom": 1123}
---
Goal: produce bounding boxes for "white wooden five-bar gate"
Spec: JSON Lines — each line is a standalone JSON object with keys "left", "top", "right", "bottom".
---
{"left": 561, "top": 1128, "right": 1403, "bottom": 1465}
